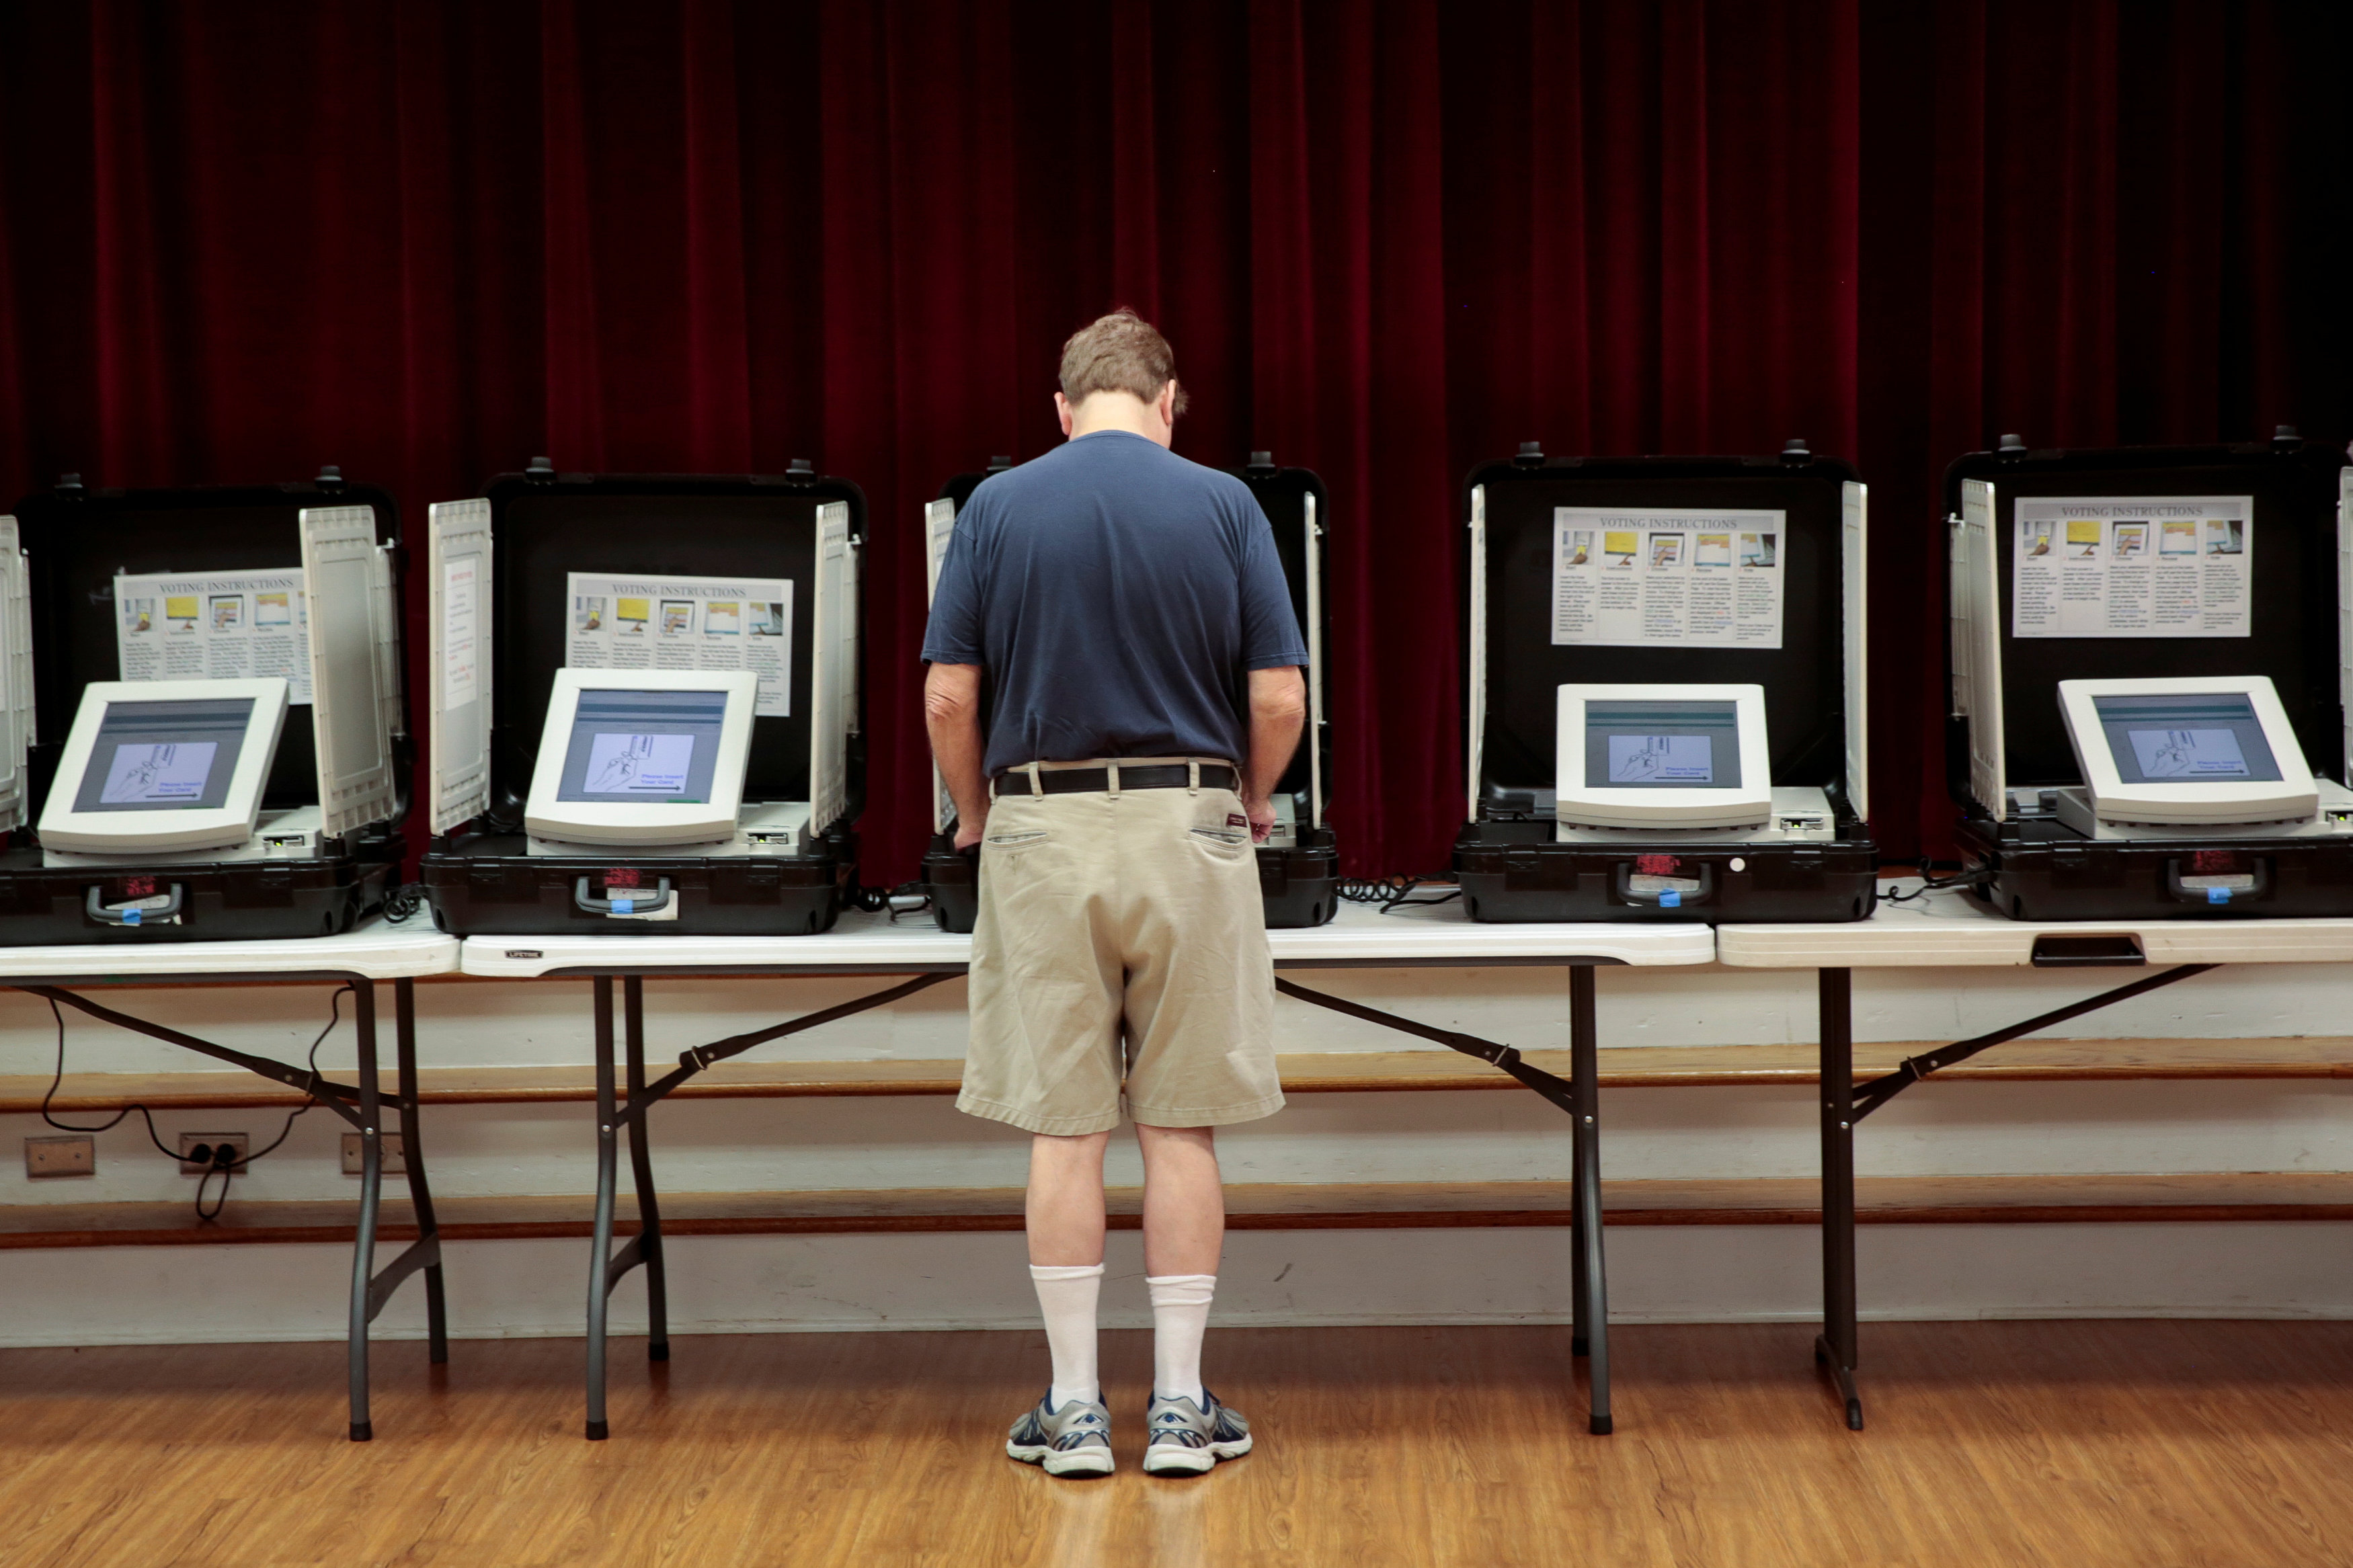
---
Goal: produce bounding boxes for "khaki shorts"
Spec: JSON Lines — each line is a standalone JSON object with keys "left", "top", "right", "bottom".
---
{"left": 957, "top": 758, "right": 1284, "bottom": 1136}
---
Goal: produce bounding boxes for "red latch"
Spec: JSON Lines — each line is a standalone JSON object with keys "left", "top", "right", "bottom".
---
{"left": 1635, "top": 854, "right": 1680, "bottom": 876}
{"left": 2188, "top": 850, "right": 2246, "bottom": 874}
{"left": 604, "top": 868, "right": 643, "bottom": 889}
{"left": 123, "top": 876, "right": 156, "bottom": 897}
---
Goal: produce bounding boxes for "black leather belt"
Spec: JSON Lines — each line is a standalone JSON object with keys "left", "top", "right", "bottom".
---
{"left": 997, "top": 764, "right": 1238, "bottom": 796}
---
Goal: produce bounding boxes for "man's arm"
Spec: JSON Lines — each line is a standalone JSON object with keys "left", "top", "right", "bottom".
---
{"left": 924, "top": 662, "right": 991, "bottom": 851}
{"left": 1240, "top": 665, "right": 1308, "bottom": 843}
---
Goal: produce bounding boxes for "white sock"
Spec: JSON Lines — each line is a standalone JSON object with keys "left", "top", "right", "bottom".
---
{"left": 1147, "top": 1272, "right": 1217, "bottom": 1406}
{"left": 1030, "top": 1263, "right": 1105, "bottom": 1409}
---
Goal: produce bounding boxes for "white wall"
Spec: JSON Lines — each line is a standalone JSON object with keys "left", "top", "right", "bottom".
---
{"left": 4, "top": 960, "right": 2350, "bottom": 1346}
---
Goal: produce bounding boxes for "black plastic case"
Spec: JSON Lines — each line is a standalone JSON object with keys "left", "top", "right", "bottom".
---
{"left": 421, "top": 467, "right": 865, "bottom": 936}
{"left": 916, "top": 454, "right": 1339, "bottom": 932}
{"left": 1942, "top": 436, "right": 2353, "bottom": 921}
{"left": 1454, "top": 446, "right": 1877, "bottom": 924}
{"left": 4, "top": 474, "right": 405, "bottom": 944}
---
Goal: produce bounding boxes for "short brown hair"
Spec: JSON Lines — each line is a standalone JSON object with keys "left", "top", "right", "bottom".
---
{"left": 1058, "top": 308, "right": 1189, "bottom": 416}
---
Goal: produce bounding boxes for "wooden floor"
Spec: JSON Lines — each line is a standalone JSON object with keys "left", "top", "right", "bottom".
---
{"left": 3, "top": 1321, "right": 2351, "bottom": 1567}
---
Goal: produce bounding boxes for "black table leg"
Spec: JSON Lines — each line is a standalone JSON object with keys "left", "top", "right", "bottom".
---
{"left": 586, "top": 976, "right": 619, "bottom": 1440}
{"left": 1267, "top": 973, "right": 1611, "bottom": 1433}
{"left": 623, "top": 975, "right": 669, "bottom": 1362}
{"left": 1570, "top": 964, "right": 1611, "bottom": 1436}
{"left": 1570, "top": 1157, "right": 1589, "bottom": 1359}
{"left": 1568, "top": 956, "right": 1588, "bottom": 1358}
{"left": 1815, "top": 965, "right": 1862, "bottom": 1430}
{"left": 348, "top": 979, "right": 383, "bottom": 1441}
{"left": 395, "top": 978, "right": 449, "bottom": 1366}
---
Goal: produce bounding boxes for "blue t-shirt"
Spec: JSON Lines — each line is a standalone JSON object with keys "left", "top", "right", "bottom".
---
{"left": 921, "top": 431, "right": 1309, "bottom": 778}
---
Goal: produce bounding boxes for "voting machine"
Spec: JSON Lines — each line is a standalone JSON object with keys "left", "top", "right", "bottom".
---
{"left": 1944, "top": 434, "right": 2353, "bottom": 920}
{"left": 1454, "top": 443, "right": 1876, "bottom": 923}
{"left": 0, "top": 473, "right": 406, "bottom": 942}
{"left": 916, "top": 452, "right": 1339, "bottom": 932}
{"left": 418, "top": 463, "right": 865, "bottom": 936}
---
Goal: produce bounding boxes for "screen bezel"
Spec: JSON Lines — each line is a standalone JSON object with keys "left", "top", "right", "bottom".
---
{"left": 523, "top": 667, "right": 757, "bottom": 846}
{"left": 2057, "top": 675, "right": 2318, "bottom": 825}
{"left": 1554, "top": 682, "right": 1773, "bottom": 829}
{"left": 37, "top": 677, "right": 290, "bottom": 854}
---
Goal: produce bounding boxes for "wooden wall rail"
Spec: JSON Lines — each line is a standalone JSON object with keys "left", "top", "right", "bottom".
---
{"left": 10, "top": 1037, "right": 2353, "bottom": 1114}
{"left": 7, "top": 1173, "right": 2352, "bottom": 1250}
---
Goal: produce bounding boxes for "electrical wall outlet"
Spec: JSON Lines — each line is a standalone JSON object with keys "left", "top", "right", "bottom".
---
{"left": 179, "top": 1131, "right": 250, "bottom": 1175}
{"left": 26, "top": 1134, "right": 95, "bottom": 1178}
{"left": 340, "top": 1132, "right": 407, "bottom": 1175}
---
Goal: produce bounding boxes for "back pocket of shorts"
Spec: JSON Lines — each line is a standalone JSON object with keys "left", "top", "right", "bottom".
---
{"left": 986, "top": 829, "right": 1048, "bottom": 852}
{"left": 1187, "top": 826, "right": 1250, "bottom": 855}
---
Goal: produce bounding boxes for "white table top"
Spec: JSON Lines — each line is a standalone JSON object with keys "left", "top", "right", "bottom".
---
{"left": 456, "top": 897, "right": 1715, "bottom": 978}
{"left": 1717, "top": 878, "right": 2353, "bottom": 968}
{"left": 1269, "top": 898, "right": 1712, "bottom": 966}
{"left": 0, "top": 917, "right": 460, "bottom": 982}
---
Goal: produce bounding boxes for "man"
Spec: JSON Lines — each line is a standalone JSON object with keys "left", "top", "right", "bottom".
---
{"left": 922, "top": 308, "right": 1308, "bottom": 1478}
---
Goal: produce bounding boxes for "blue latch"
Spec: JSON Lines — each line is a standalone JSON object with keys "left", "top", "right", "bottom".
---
{"left": 2206, "top": 886, "right": 2230, "bottom": 905}
{"left": 123, "top": 907, "right": 141, "bottom": 925}
{"left": 612, "top": 899, "right": 635, "bottom": 915}
{"left": 1660, "top": 890, "right": 1681, "bottom": 909}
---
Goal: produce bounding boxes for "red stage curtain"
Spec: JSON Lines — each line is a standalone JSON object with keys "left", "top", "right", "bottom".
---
{"left": 3, "top": 1, "right": 2347, "bottom": 880}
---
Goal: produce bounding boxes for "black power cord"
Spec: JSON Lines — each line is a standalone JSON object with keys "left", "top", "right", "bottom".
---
{"left": 1338, "top": 874, "right": 1462, "bottom": 913}
{"left": 41, "top": 985, "right": 355, "bottom": 1221}
{"left": 1881, "top": 863, "right": 1995, "bottom": 905}
{"left": 381, "top": 882, "right": 430, "bottom": 923}
{"left": 846, "top": 876, "right": 936, "bottom": 916}
{"left": 881, "top": 881, "right": 934, "bottom": 921}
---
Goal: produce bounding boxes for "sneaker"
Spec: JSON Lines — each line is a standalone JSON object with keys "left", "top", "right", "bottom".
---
{"left": 1006, "top": 1392, "right": 1114, "bottom": 1477}
{"left": 1142, "top": 1389, "right": 1253, "bottom": 1476}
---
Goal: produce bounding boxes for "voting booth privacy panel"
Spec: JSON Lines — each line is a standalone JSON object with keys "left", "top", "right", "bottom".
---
{"left": 0, "top": 478, "right": 405, "bottom": 942}
{"left": 916, "top": 455, "right": 1339, "bottom": 932}
{"left": 1238, "top": 454, "right": 1339, "bottom": 923}
{"left": 1455, "top": 446, "right": 1874, "bottom": 923}
{"left": 1944, "top": 436, "right": 2353, "bottom": 921}
{"left": 911, "top": 459, "right": 996, "bottom": 934}
{"left": 418, "top": 466, "right": 865, "bottom": 936}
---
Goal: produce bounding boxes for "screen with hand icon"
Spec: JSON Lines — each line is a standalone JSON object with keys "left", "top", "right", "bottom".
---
{"left": 1607, "top": 733, "right": 1714, "bottom": 784}
{"left": 1585, "top": 701, "right": 1741, "bottom": 790}
{"left": 99, "top": 741, "right": 220, "bottom": 804}
{"left": 583, "top": 733, "right": 696, "bottom": 794}
{"left": 556, "top": 689, "right": 729, "bottom": 803}
{"left": 2091, "top": 693, "right": 2281, "bottom": 785}
{"left": 69, "top": 698, "right": 255, "bottom": 814}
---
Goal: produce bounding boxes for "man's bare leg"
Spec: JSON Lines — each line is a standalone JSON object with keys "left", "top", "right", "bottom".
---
{"left": 1025, "top": 1130, "right": 1113, "bottom": 1424}
{"left": 1136, "top": 1124, "right": 1224, "bottom": 1275}
{"left": 1027, "top": 1130, "right": 1112, "bottom": 1266}
{"left": 1137, "top": 1123, "right": 1225, "bottom": 1423}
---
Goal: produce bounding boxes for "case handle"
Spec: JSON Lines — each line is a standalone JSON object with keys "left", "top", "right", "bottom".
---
{"left": 2029, "top": 935, "right": 2145, "bottom": 967}
{"left": 1613, "top": 862, "right": 1714, "bottom": 909}
{"left": 85, "top": 884, "right": 184, "bottom": 927}
{"left": 573, "top": 876, "right": 675, "bottom": 917}
{"left": 2163, "top": 858, "right": 2270, "bottom": 907}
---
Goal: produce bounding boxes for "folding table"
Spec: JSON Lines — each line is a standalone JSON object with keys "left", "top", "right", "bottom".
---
{"left": 2, "top": 919, "right": 459, "bottom": 1438}
{"left": 1718, "top": 881, "right": 2353, "bottom": 1429}
{"left": 458, "top": 900, "right": 1712, "bottom": 1439}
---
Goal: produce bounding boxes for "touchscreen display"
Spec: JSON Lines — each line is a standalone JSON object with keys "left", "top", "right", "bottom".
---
{"left": 70, "top": 698, "right": 253, "bottom": 814}
{"left": 555, "top": 688, "right": 730, "bottom": 804}
{"left": 1583, "top": 701, "right": 1741, "bottom": 790}
{"left": 2092, "top": 693, "right": 2282, "bottom": 785}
